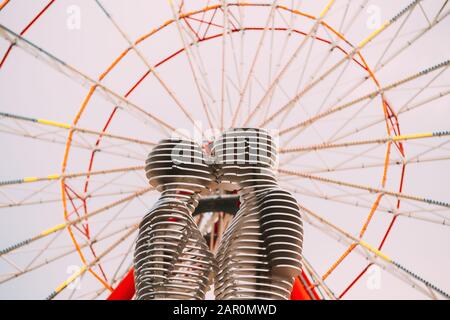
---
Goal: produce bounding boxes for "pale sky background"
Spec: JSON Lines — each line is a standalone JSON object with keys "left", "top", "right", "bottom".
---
{"left": 0, "top": 0, "right": 449, "bottom": 300}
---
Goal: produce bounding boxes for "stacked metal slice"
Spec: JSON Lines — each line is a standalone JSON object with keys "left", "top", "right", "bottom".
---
{"left": 134, "top": 139, "right": 216, "bottom": 300}
{"left": 213, "top": 128, "right": 303, "bottom": 300}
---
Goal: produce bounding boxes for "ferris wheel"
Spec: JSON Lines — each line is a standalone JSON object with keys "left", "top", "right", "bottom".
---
{"left": 0, "top": 0, "right": 449, "bottom": 300}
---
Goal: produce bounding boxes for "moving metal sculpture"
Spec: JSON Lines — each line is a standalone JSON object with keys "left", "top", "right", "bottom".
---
{"left": 134, "top": 129, "right": 303, "bottom": 300}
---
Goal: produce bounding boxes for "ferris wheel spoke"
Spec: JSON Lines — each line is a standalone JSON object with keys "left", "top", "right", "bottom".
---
{"left": 46, "top": 225, "right": 138, "bottom": 300}
{"left": 291, "top": 0, "right": 367, "bottom": 93}
{"left": 0, "top": 119, "right": 105, "bottom": 153}
{"left": 180, "top": 16, "right": 222, "bottom": 123}
{"left": 1, "top": 211, "right": 137, "bottom": 289}
{"left": 242, "top": 0, "right": 336, "bottom": 127}
{"left": 260, "top": 0, "right": 423, "bottom": 129}
{"left": 330, "top": 87, "right": 450, "bottom": 145}
{"left": 95, "top": 0, "right": 202, "bottom": 136}
{"left": 0, "top": 111, "right": 156, "bottom": 147}
{"left": 409, "top": 140, "right": 450, "bottom": 164}
{"left": 281, "top": 2, "right": 368, "bottom": 129}
{"left": 325, "top": 68, "right": 449, "bottom": 147}
{"left": 0, "top": 187, "right": 147, "bottom": 210}
{"left": 236, "top": 2, "right": 246, "bottom": 109}
{"left": 0, "top": 24, "right": 176, "bottom": 135}
{"left": 380, "top": 9, "right": 449, "bottom": 74}
{"left": 280, "top": 130, "right": 450, "bottom": 154}
{"left": 320, "top": 10, "right": 450, "bottom": 144}
{"left": 388, "top": 194, "right": 450, "bottom": 224}
{"left": 1, "top": 1, "right": 449, "bottom": 300}
{"left": 225, "top": 5, "right": 245, "bottom": 93}
{"left": 88, "top": 138, "right": 147, "bottom": 160}
{"left": 268, "top": 3, "right": 320, "bottom": 124}
{"left": 336, "top": 0, "right": 355, "bottom": 34}
{"left": 0, "top": 223, "right": 138, "bottom": 287}
{"left": 278, "top": 168, "right": 450, "bottom": 209}
{"left": 279, "top": 59, "right": 450, "bottom": 139}
{"left": 0, "top": 0, "right": 56, "bottom": 69}
{"left": 373, "top": 1, "right": 417, "bottom": 71}
{"left": 435, "top": 0, "right": 449, "bottom": 20}
{"left": 283, "top": 181, "right": 450, "bottom": 227}
{"left": 1, "top": 255, "right": 23, "bottom": 273}
{"left": 0, "top": 165, "right": 144, "bottom": 188}
{"left": 303, "top": 209, "right": 439, "bottom": 299}
{"left": 0, "top": 179, "right": 59, "bottom": 209}
{"left": 417, "top": 2, "right": 432, "bottom": 26}
{"left": 108, "top": 242, "right": 135, "bottom": 289}
{"left": 66, "top": 271, "right": 88, "bottom": 300}
{"left": 282, "top": 179, "right": 374, "bottom": 208}
{"left": 219, "top": 0, "right": 229, "bottom": 131}
{"left": 338, "top": 259, "right": 436, "bottom": 300}
{"left": 22, "top": 229, "right": 64, "bottom": 273}
{"left": 284, "top": 7, "right": 450, "bottom": 148}
{"left": 83, "top": 179, "right": 147, "bottom": 194}
{"left": 0, "top": 232, "right": 66, "bottom": 283}
{"left": 92, "top": 263, "right": 133, "bottom": 300}
{"left": 301, "top": 255, "right": 337, "bottom": 300}
{"left": 280, "top": 142, "right": 385, "bottom": 179}
{"left": 299, "top": 203, "right": 450, "bottom": 299}
{"left": 0, "top": 126, "right": 83, "bottom": 149}
{"left": 89, "top": 196, "right": 141, "bottom": 247}
{"left": 61, "top": 171, "right": 149, "bottom": 224}
{"left": 0, "top": 130, "right": 144, "bottom": 162}
{"left": 179, "top": 3, "right": 226, "bottom": 128}
{"left": 224, "top": 38, "right": 338, "bottom": 163}
{"left": 330, "top": 8, "right": 449, "bottom": 137}
{"left": 168, "top": 1, "right": 217, "bottom": 130}
{"left": 278, "top": 60, "right": 351, "bottom": 132}
{"left": 283, "top": 180, "right": 383, "bottom": 216}
{"left": 82, "top": 169, "right": 148, "bottom": 194}
{"left": 194, "top": 0, "right": 212, "bottom": 37}
{"left": 0, "top": 186, "right": 152, "bottom": 257}
{"left": 303, "top": 214, "right": 383, "bottom": 296}
{"left": 284, "top": 144, "right": 384, "bottom": 175}
{"left": 238, "top": 66, "right": 327, "bottom": 142}
{"left": 261, "top": 0, "right": 307, "bottom": 122}
{"left": 323, "top": 192, "right": 390, "bottom": 282}
{"left": 275, "top": 29, "right": 320, "bottom": 128}
{"left": 230, "top": 1, "right": 279, "bottom": 128}
{"left": 0, "top": 127, "right": 121, "bottom": 165}
{"left": 3, "top": 231, "right": 68, "bottom": 286}
{"left": 297, "top": 154, "right": 450, "bottom": 176}
{"left": 260, "top": 6, "right": 278, "bottom": 123}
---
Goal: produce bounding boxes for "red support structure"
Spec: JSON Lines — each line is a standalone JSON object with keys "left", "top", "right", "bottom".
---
{"left": 291, "top": 270, "right": 321, "bottom": 300}
{"left": 108, "top": 268, "right": 319, "bottom": 300}
{"left": 107, "top": 268, "right": 136, "bottom": 300}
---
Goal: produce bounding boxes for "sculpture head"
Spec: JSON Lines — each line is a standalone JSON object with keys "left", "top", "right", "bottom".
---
{"left": 145, "top": 138, "right": 215, "bottom": 193}
{"left": 211, "top": 128, "right": 278, "bottom": 188}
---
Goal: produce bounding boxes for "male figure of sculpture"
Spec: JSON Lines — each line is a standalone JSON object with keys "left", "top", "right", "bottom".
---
{"left": 134, "top": 129, "right": 303, "bottom": 300}
{"left": 134, "top": 139, "right": 216, "bottom": 299}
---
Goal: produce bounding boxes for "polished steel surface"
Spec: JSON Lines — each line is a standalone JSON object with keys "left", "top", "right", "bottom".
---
{"left": 135, "top": 130, "right": 303, "bottom": 300}
{"left": 213, "top": 129, "right": 303, "bottom": 300}
{"left": 135, "top": 139, "right": 215, "bottom": 300}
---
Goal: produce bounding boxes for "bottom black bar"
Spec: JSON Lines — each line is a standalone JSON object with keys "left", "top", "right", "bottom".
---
{"left": 0, "top": 300, "right": 444, "bottom": 320}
